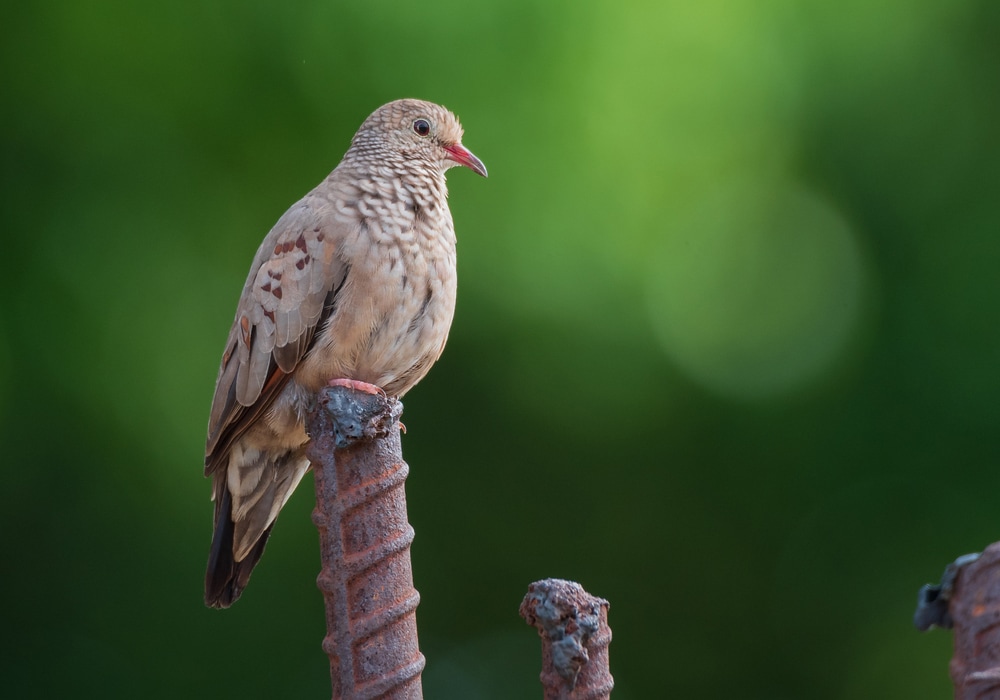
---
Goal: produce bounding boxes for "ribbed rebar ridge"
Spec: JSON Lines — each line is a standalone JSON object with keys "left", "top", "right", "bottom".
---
{"left": 306, "top": 385, "right": 424, "bottom": 700}
{"left": 520, "top": 578, "right": 614, "bottom": 700}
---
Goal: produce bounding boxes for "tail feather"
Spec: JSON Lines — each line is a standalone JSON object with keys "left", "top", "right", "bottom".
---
{"left": 205, "top": 488, "right": 274, "bottom": 608}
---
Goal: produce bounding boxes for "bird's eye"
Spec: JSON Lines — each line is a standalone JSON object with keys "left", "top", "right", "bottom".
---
{"left": 412, "top": 119, "right": 431, "bottom": 137}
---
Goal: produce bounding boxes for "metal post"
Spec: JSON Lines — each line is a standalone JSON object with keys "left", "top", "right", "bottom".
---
{"left": 306, "top": 385, "right": 424, "bottom": 699}
{"left": 520, "top": 578, "right": 614, "bottom": 699}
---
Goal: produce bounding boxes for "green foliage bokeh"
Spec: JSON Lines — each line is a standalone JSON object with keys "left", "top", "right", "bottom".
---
{"left": 2, "top": 0, "right": 999, "bottom": 697}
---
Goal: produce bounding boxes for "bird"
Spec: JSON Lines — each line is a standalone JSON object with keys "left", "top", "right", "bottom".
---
{"left": 203, "top": 99, "right": 487, "bottom": 609}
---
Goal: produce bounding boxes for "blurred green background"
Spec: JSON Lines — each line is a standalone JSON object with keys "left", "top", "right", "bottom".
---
{"left": 3, "top": 0, "right": 998, "bottom": 697}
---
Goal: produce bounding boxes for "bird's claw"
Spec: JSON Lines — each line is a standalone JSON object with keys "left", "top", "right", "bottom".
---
{"left": 327, "top": 378, "right": 387, "bottom": 398}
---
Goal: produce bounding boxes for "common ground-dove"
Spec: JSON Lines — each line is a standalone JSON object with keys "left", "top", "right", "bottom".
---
{"left": 204, "top": 99, "right": 487, "bottom": 608}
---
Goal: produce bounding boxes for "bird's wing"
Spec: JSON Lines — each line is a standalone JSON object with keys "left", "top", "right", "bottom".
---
{"left": 204, "top": 194, "right": 348, "bottom": 477}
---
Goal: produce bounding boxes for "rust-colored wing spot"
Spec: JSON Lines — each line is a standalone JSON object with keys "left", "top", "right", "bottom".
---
{"left": 263, "top": 269, "right": 284, "bottom": 299}
{"left": 295, "top": 255, "right": 310, "bottom": 271}
{"left": 240, "top": 316, "right": 251, "bottom": 348}
{"left": 261, "top": 364, "right": 287, "bottom": 396}
{"left": 295, "top": 233, "right": 307, "bottom": 251}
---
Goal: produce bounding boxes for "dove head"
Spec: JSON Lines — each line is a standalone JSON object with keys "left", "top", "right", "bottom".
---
{"left": 349, "top": 99, "right": 488, "bottom": 178}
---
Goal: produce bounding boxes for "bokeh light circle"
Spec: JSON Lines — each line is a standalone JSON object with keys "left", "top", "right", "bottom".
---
{"left": 646, "top": 178, "right": 866, "bottom": 399}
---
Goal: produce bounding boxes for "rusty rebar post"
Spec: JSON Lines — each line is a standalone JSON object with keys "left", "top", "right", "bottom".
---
{"left": 520, "top": 578, "right": 614, "bottom": 700}
{"left": 915, "top": 543, "right": 1000, "bottom": 699}
{"left": 306, "top": 386, "right": 424, "bottom": 700}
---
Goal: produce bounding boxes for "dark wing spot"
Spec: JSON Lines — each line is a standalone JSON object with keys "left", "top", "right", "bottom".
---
{"left": 417, "top": 285, "right": 434, "bottom": 316}
{"left": 295, "top": 255, "right": 310, "bottom": 271}
{"left": 316, "top": 265, "right": 350, "bottom": 333}
{"left": 407, "top": 285, "right": 434, "bottom": 334}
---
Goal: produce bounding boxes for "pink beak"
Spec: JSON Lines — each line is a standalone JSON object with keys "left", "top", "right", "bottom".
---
{"left": 443, "top": 143, "right": 488, "bottom": 178}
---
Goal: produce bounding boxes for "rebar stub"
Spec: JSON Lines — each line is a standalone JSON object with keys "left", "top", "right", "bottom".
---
{"left": 521, "top": 578, "right": 614, "bottom": 699}
{"left": 945, "top": 544, "right": 1000, "bottom": 698}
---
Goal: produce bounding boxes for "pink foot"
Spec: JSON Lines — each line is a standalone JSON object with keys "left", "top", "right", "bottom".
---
{"left": 327, "top": 378, "right": 387, "bottom": 397}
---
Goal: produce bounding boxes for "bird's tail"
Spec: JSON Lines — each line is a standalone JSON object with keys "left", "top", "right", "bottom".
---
{"left": 204, "top": 488, "right": 274, "bottom": 609}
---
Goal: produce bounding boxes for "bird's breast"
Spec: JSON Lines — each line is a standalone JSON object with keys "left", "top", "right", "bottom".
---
{"left": 294, "top": 199, "right": 457, "bottom": 398}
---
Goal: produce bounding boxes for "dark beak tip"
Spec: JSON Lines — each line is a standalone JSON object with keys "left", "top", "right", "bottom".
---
{"left": 461, "top": 153, "right": 489, "bottom": 179}
{"left": 445, "top": 144, "right": 488, "bottom": 179}
{"left": 467, "top": 152, "right": 488, "bottom": 178}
